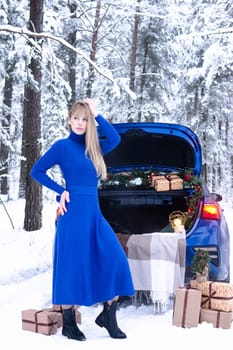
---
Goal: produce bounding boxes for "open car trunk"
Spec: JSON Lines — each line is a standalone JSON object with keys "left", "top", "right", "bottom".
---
{"left": 98, "top": 122, "right": 203, "bottom": 236}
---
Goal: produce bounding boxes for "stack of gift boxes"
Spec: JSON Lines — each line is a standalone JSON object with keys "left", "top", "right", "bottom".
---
{"left": 173, "top": 280, "right": 233, "bottom": 329}
{"left": 21, "top": 305, "right": 81, "bottom": 336}
{"left": 151, "top": 174, "right": 183, "bottom": 192}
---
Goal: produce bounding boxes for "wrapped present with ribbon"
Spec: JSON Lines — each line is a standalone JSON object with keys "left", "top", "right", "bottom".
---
{"left": 152, "top": 175, "right": 170, "bottom": 192}
{"left": 190, "top": 280, "right": 233, "bottom": 312}
{"left": 172, "top": 287, "right": 202, "bottom": 328}
{"left": 21, "top": 309, "right": 58, "bottom": 335}
{"left": 200, "top": 308, "right": 233, "bottom": 329}
{"left": 167, "top": 174, "right": 184, "bottom": 190}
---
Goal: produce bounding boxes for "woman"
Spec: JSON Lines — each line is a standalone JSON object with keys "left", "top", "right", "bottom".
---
{"left": 30, "top": 98, "right": 134, "bottom": 341}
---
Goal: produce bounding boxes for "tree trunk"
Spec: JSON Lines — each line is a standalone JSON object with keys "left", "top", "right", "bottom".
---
{"left": 0, "top": 63, "right": 13, "bottom": 197}
{"left": 67, "top": 1, "right": 78, "bottom": 109}
{"left": 20, "top": 0, "right": 44, "bottom": 231}
{"left": 201, "top": 106, "right": 208, "bottom": 184}
{"left": 128, "top": 0, "right": 140, "bottom": 121}
{"left": 129, "top": 0, "right": 140, "bottom": 92}
{"left": 138, "top": 26, "right": 149, "bottom": 122}
{"left": 86, "top": 0, "right": 101, "bottom": 97}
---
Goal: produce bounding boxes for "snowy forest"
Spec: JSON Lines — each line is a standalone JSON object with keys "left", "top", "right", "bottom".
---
{"left": 0, "top": 0, "right": 233, "bottom": 232}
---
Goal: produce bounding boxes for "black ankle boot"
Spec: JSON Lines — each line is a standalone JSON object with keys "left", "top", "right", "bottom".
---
{"left": 62, "top": 307, "right": 86, "bottom": 341}
{"left": 95, "top": 302, "right": 127, "bottom": 339}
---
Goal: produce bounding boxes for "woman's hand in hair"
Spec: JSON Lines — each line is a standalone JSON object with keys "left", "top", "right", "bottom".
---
{"left": 59, "top": 190, "right": 70, "bottom": 215}
{"left": 83, "top": 98, "right": 98, "bottom": 118}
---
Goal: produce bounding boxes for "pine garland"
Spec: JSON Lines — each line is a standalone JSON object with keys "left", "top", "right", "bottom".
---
{"left": 100, "top": 167, "right": 158, "bottom": 189}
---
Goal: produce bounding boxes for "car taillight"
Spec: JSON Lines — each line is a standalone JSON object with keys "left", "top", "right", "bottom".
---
{"left": 201, "top": 203, "right": 220, "bottom": 220}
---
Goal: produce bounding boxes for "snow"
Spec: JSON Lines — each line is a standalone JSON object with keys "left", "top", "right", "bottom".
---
{"left": 0, "top": 198, "right": 233, "bottom": 349}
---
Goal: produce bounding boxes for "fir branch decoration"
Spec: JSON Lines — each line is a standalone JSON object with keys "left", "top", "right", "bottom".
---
{"left": 100, "top": 168, "right": 158, "bottom": 189}
{"left": 182, "top": 168, "right": 204, "bottom": 230}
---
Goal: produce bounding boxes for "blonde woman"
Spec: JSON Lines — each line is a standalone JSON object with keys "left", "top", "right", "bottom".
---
{"left": 30, "top": 98, "right": 134, "bottom": 341}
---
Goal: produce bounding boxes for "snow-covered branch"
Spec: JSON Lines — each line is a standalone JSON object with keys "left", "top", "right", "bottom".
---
{"left": 177, "top": 27, "right": 233, "bottom": 40}
{"left": 0, "top": 24, "right": 119, "bottom": 90}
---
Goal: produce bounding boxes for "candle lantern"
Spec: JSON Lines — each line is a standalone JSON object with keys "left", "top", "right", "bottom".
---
{"left": 169, "top": 211, "right": 186, "bottom": 233}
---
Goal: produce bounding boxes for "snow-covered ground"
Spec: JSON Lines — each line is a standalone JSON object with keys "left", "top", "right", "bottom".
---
{"left": 0, "top": 199, "right": 233, "bottom": 350}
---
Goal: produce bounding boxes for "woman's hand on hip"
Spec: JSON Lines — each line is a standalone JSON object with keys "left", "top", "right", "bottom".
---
{"left": 59, "top": 190, "right": 70, "bottom": 215}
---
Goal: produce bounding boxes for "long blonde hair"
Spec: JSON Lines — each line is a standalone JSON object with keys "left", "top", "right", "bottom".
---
{"left": 68, "top": 101, "right": 107, "bottom": 180}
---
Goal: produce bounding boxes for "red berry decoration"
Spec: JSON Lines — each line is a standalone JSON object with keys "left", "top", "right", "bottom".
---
{"left": 184, "top": 173, "right": 191, "bottom": 181}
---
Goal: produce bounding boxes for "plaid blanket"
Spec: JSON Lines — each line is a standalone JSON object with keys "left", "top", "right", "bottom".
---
{"left": 127, "top": 232, "right": 186, "bottom": 307}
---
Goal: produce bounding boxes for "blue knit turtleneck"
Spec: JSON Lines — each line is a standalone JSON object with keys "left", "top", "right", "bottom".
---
{"left": 68, "top": 131, "right": 85, "bottom": 144}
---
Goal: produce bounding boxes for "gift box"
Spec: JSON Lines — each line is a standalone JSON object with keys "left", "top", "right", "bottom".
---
{"left": 172, "top": 287, "right": 202, "bottom": 328}
{"left": 200, "top": 308, "right": 232, "bottom": 329}
{"left": 190, "top": 280, "right": 233, "bottom": 312}
{"left": 52, "top": 305, "right": 81, "bottom": 326}
{"left": 153, "top": 175, "right": 170, "bottom": 191}
{"left": 167, "top": 174, "right": 183, "bottom": 190}
{"left": 22, "top": 309, "right": 58, "bottom": 335}
{"left": 44, "top": 306, "right": 63, "bottom": 328}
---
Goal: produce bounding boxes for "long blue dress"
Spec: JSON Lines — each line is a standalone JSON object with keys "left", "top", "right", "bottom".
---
{"left": 30, "top": 115, "right": 135, "bottom": 306}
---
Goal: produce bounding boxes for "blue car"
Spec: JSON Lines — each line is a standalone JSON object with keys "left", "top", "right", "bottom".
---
{"left": 98, "top": 122, "right": 230, "bottom": 283}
